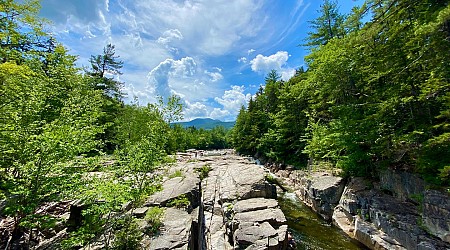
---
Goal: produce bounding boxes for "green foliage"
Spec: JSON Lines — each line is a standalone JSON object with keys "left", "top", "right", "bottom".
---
{"left": 168, "top": 124, "right": 231, "bottom": 152}
{"left": 169, "top": 170, "right": 185, "bottom": 179}
{"left": 304, "top": 0, "right": 346, "bottom": 47}
{"left": 145, "top": 206, "right": 165, "bottom": 234}
{"left": 167, "top": 194, "right": 190, "bottom": 209}
{"left": 86, "top": 43, "right": 125, "bottom": 151}
{"left": 234, "top": 0, "right": 450, "bottom": 186}
{"left": 112, "top": 215, "right": 142, "bottom": 250}
{"left": 195, "top": 164, "right": 212, "bottom": 180}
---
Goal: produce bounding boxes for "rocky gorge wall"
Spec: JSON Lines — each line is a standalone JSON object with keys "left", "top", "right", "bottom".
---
{"left": 270, "top": 165, "right": 450, "bottom": 250}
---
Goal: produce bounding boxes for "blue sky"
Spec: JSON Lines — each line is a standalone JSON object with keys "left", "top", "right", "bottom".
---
{"left": 39, "top": 0, "right": 362, "bottom": 122}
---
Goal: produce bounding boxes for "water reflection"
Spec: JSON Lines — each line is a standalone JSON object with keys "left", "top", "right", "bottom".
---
{"left": 279, "top": 192, "right": 367, "bottom": 250}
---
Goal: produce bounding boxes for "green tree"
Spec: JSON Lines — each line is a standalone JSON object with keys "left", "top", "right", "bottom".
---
{"left": 86, "top": 43, "right": 124, "bottom": 151}
{"left": 304, "top": 0, "right": 346, "bottom": 48}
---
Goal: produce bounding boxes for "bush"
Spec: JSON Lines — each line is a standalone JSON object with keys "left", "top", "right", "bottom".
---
{"left": 145, "top": 207, "right": 164, "bottom": 234}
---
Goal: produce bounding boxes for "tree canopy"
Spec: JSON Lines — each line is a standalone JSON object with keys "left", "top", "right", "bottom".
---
{"left": 233, "top": 0, "right": 450, "bottom": 186}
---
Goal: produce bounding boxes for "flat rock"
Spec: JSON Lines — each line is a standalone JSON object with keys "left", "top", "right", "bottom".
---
{"left": 233, "top": 198, "right": 278, "bottom": 213}
{"left": 202, "top": 162, "right": 276, "bottom": 208}
{"left": 354, "top": 217, "right": 406, "bottom": 250}
{"left": 132, "top": 207, "right": 149, "bottom": 218}
{"left": 234, "top": 222, "right": 278, "bottom": 246}
{"left": 146, "top": 175, "right": 200, "bottom": 207}
{"left": 233, "top": 208, "right": 287, "bottom": 228}
{"left": 148, "top": 208, "right": 193, "bottom": 250}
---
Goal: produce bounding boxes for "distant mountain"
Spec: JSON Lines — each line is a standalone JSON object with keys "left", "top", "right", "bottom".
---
{"left": 172, "top": 118, "right": 235, "bottom": 130}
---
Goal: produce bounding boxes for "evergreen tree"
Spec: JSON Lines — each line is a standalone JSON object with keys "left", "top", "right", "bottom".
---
{"left": 86, "top": 44, "right": 124, "bottom": 151}
{"left": 304, "top": 0, "right": 346, "bottom": 47}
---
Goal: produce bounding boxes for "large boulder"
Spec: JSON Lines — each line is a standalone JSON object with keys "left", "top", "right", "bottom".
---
{"left": 294, "top": 172, "right": 345, "bottom": 220}
{"left": 146, "top": 208, "right": 193, "bottom": 250}
{"left": 145, "top": 174, "right": 200, "bottom": 209}
{"left": 332, "top": 177, "right": 450, "bottom": 250}
{"left": 354, "top": 217, "right": 406, "bottom": 250}
{"left": 230, "top": 198, "right": 288, "bottom": 249}
{"left": 202, "top": 162, "right": 276, "bottom": 209}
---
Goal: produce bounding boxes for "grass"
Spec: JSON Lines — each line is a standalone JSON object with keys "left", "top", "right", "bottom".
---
{"left": 167, "top": 194, "right": 190, "bottom": 209}
{"left": 145, "top": 207, "right": 164, "bottom": 234}
{"left": 168, "top": 169, "right": 184, "bottom": 179}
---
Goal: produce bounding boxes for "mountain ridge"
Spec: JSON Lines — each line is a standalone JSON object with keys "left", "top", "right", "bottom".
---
{"left": 172, "top": 118, "right": 235, "bottom": 130}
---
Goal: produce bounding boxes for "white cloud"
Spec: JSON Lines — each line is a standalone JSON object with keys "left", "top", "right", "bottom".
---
{"left": 39, "top": 0, "right": 310, "bottom": 121}
{"left": 280, "top": 68, "right": 297, "bottom": 81}
{"left": 157, "top": 29, "right": 183, "bottom": 45}
{"left": 130, "top": 0, "right": 266, "bottom": 56}
{"left": 250, "top": 51, "right": 289, "bottom": 72}
{"left": 147, "top": 57, "right": 197, "bottom": 100}
{"left": 206, "top": 71, "right": 223, "bottom": 82}
{"left": 210, "top": 108, "right": 231, "bottom": 120}
{"left": 250, "top": 51, "right": 296, "bottom": 81}
{"left": 157, "top": 29, "right": 183, "bottom": 53}
{"left": 238, "top": 57, "right": 248, "bottom": 63}
{"left": 214, "top": 85, "right": 251, "bottom": 117}
{"left": 184, "top": 101, "right": 209, "bottom": 119}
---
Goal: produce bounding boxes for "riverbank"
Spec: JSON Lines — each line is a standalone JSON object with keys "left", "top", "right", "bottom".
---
{"left": 267, "top": 163, "right": 450, "bottom": 250}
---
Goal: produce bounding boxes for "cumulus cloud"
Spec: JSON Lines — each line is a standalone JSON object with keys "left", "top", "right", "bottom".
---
{"left": 214, "top": 85, "right": 251, "bottom": 116}
{"left": 157, "top": 29, "right": 183, "bottom": 44}
{"left": 184, "top": 101, "right": 209, "bottom": 119}
{"left": 39, "top": 0, "right": 310, "bottom": 121}
{"left": 210, "top": 108, "right": 231, "bottom": 120}
{"left": 250, "top": 51, "right": 289, "bottom": 72}
{"left": 147, "top": 57, "right": 197, "bottom": 100}
{"left": 250, "top": 51, "right": 296, "bottom": 81}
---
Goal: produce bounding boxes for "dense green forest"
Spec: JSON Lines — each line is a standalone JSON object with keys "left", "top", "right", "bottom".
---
{"left": 1, "top": 0, "right": 449, "bottom": 248}
{"left": 231, "top": 0, "right": 450, "bottom": 185}
{"left": 0, "top": 0, "right": 229, "bottom": 248}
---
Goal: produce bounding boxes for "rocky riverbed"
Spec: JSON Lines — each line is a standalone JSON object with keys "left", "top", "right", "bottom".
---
{"left": 142, "top": 150, "right": 288, "bottom": 249}
{"left": 269, "top": 164, "right": 450, "bottom": 250}
{"left": 5, "top": 150, "right": 447, "bottom": 249}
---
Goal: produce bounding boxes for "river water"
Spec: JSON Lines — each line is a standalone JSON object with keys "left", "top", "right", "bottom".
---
{"left": 278, "top": 192, "right": 367, "bottom": 250}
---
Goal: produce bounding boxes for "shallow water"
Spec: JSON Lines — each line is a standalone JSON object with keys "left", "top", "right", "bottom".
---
{"left": 278, "top": 192, "right": 368, "bottom": 250}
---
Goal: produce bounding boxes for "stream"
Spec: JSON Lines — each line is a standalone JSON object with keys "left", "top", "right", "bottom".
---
{"left": 278, "top": 192, "right": 368, "bottom": 250}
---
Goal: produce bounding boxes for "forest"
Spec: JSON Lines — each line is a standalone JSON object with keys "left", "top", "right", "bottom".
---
{"left": 232, "top": 0, "right": 450, "bottom": 186}
{"left": 0, "top": 0, "right": 229, "bottom": 248}
{"left": 0, "top": 0, "right": 449, "bottom": 248}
